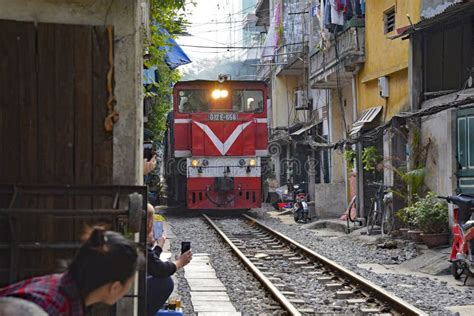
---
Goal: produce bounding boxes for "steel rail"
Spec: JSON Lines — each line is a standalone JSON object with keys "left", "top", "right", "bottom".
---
{"left": 202, "top": 214, "right": 301, "bottom": 316}
{"left": 243, "top": 214, "right": 427, "bottom": 316}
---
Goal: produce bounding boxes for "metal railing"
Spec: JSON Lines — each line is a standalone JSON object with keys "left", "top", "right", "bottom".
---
{"left": 310, "top": 27, "right": 365, "bottom": 79}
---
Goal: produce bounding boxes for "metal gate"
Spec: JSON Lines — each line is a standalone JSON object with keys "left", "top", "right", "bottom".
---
{"left": 0, "top": 184, "right": 148, "bottom": 316}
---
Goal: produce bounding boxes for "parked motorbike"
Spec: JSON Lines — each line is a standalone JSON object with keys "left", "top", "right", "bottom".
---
{"left": 273, "top": 184, "right": 294, "bottom": 210}
{"left": 292, "top": 184, "right": 310, "bottom": 223}
{"left": 439, "top": 194, "right": 474, "bottom": 282}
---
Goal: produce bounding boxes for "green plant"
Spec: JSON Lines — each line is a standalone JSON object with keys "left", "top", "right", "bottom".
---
{"left": 396, "top": 204, "right": 417, "bottom": 228}
{"left": 384, "top": 123, "right": 431, "bottom": 206}
{"left": 343, "top": 149, "right": 356, "bottom": 170}
{"left": 144, "top": 0, "right": 190, "bottom": 141}
{"left": 410, "top": 192, "right": 449, "bottom": 234}
{"left": 362, "top": 146, "right": 380, "bottom": 172}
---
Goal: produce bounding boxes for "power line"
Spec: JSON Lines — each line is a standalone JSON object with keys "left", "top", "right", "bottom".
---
{"left": 185, "top": 8, "right": 270, "bottom": 28}
{"left": 184, "top": 4, "right": 267, "bottom": 26}
{"left": 307, "top": 95, "right": 474, "bottom": 150}
{"left": 179, "top": 41, "right": 305, "bottom": 50}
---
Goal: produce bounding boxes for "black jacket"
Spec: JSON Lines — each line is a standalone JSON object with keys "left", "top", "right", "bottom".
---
{"left": 147, "top": 245, "right": 177, "bottom": 278}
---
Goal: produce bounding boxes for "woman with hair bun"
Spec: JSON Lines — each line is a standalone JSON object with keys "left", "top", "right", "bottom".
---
{"left": 0, "top": 226, "right": 142, "bottom": 316}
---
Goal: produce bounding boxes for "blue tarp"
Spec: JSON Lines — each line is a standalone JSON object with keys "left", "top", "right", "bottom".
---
{"left": 143, "top": 28, "right": 191, "bottom": 85}
{"left": 143, "top": 66, "right": 157, "bottom": 85}
{"left": 161, "top": 28, "right": 191, "bottom": 70}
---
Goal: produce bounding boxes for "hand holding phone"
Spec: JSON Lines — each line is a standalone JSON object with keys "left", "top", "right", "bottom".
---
{"left": 176, "top": 242, "right": 192, "bottom": 269}
{"left": 181, "top": 241, "right": 191, "bottom": 254}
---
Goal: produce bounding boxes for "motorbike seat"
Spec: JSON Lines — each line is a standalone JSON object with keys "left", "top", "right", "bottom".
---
{"left": 463, "top": 220, "right": 474, "bottom": 231}
{"left": 449, "top": 194, "right": 474, "bottom": 207}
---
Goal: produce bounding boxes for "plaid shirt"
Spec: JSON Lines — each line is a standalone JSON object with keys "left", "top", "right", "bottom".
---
{"left": 0, "top": 272, "right": 85, "bottom": 316}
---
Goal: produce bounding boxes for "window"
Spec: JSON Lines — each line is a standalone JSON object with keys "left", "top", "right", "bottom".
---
{"left": 178, "top": 89, "right": 210, "bottom": 113}
{"left": 232, "top": 90, "right": 264, "bottom": 113}
{"left": 178, "top": 88, "right": 264, "bottom": 113}
{"left": 384, "top": 7, "right": 395, "bottom": 34}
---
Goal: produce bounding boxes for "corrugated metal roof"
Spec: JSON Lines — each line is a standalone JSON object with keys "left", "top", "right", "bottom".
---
{"left": 390, "top": 1, "right": 474, "bottom": 39}
{"left": 291, "top": 122, "right": 318, "bottom": 136}
{"left": 349, "top": 106, "right": 383, "bottom": 138}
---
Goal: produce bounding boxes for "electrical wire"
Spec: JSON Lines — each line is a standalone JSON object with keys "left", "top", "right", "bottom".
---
{"left": 307, "top": 94, "right": 474, "bottom": 150}
{"left": 178, "top": 41, "right": 305, "bottom": 50}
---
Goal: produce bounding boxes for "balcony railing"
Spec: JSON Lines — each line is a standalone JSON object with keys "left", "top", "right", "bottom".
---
{"left": 310, "top": 27, "right": 365, "bottom": 88}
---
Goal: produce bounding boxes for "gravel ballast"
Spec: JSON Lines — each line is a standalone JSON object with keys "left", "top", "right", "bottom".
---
{"left": 165, "top": 208, "right": 474, "bottom": 315}
{"left": 167, "top": 213, "right": 282, "bottom": 315}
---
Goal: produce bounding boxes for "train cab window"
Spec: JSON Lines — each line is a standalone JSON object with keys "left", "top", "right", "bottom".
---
{"left": 178, "top": 90, "right": 210, "bottom": 113}
{"left": 232, "top": 90, "right": 263, "bottom": 113}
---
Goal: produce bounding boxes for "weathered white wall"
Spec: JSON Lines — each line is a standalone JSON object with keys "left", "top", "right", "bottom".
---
{"left": 0, "top": 0, "right": 147, "bottom": 185}
{"left": 271, "top": 74, "right": 299, "bottom": 128}
{"left": 421, "top": 92, "right": 459, "bottom": 196}
{"left": 330, "top": 86, "right": 353, "bottom": 183}
{"left": 314, "top": 182, "right": 346, "bottom": 218}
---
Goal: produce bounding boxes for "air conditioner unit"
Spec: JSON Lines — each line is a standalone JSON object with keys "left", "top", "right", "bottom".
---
{"left": 378, "top": 76, "right": 389, "bottom": 98}
{"left": 295, "top": 90, "right": 306, "bottom": 109}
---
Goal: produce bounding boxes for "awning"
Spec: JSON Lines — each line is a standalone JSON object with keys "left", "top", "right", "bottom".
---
{"left": 291, "top": 122, "right": 318, "bottom": 136}
{"left": 349, "top": 106, "right": 383, "bottom": 138}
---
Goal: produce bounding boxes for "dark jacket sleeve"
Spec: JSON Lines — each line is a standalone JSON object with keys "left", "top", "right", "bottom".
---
{"left": 147, "top": 246, "right": 177, "bottom": 278}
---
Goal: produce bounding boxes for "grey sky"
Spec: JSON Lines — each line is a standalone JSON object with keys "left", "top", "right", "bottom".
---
{"left": 177, "top": 0, "right": 244, "bottom": 64}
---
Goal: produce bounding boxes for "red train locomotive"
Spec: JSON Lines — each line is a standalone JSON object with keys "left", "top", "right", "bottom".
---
{"left": 164, "top": 78, "right": 268, "bottom": 210}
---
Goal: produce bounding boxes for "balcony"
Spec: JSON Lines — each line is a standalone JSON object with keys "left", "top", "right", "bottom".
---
{"left": 310, "top": 26, "right": 365, "bottom": 89}
{"left": 274, "top": 43, "right": 306, "bottom": 76}
{"left": 256, "top": 63, "right": 271, "bottom": 81}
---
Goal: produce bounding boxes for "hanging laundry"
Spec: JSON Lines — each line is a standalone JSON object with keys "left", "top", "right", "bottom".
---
{"left": 345, "top": 0, "right": 353, "bottom": 21}
{"left": 350, "top": 0, "right": 362, "bottom": 17}
{"left": 324, "top": 0, "right": 332, "bottom": 29}
{"left": 337, "top": 0, "right": 347, "bottom": 12}
{"left": 330, "top": 0, "right": 345, "bottom": 26}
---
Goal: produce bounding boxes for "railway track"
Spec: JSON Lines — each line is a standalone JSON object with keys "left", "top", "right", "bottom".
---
{"left": 203, "top": 214, "right": 427, "bottom": 316}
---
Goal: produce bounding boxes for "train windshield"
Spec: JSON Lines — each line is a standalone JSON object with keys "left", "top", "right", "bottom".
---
{"left": 232, "top": 90, "right": 263, "bottom": 113}
{"left": 178, "top": 89, "right": 263, "bottom": 113}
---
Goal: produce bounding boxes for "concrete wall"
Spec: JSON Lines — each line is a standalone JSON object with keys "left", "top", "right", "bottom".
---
{"left": 270, "top": 74, "right": 300, "bottom": 128}
{"left": 314, "top": 182, "right": 347, "bottom": 218}
{"left": 330, "top": 86, "right": 353, "bottom": 183}
{"left": 357, "top": 0, "right": 421, "bottom": 120}
{"left": 420, "top": 90, "right": 472, "bottom": 195}
{"left": 0, "top": 0, "right": 147, "bottom": 185}
{"left": 421, "top": 109, "right": 456, "bottom": 195}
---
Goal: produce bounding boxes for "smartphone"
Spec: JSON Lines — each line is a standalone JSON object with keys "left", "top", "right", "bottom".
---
{"left": 153, "top": 220, "right": 163, "bottom": 240}
{"left": 144, "top": 141, "right": 154, "bottom": 161}
{"left": 181, "top": 241, "right": 191, "bottom": 254}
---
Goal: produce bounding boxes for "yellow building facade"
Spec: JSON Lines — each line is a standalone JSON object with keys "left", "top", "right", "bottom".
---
{"left": 357, "top": 0, "right": 421, "bottom": 120}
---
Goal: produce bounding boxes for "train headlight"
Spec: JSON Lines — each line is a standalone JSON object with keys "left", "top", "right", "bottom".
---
{"left": 191, "top": 159, "right": 199, "bottom": 167}
{"left": 239, "top": 159, "right": 246, "bottom": 167}
{"left": 249, "top": 159, "right": 257, "bottom": 167}
{"left": 220, "top": 89, "right": 229, "bottom": 98}
{"left": 202, "top": 159, "right": 209, "bottom": 167}
{"left": 211, "top": 89, "right": 221, "bottom": 99}
{"left": 211, "top": 89, "right": 229, "bottom": 99}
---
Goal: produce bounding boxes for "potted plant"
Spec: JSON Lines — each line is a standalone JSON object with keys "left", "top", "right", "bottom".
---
{"left": 396, "top": 206, "right": 415, "bottom": 239}
{"left": 398, "top": 204, "right": 423, "bottom": 243}
{"left": 412, "top": 192, "right": 449, "bottom": 248}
